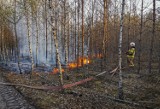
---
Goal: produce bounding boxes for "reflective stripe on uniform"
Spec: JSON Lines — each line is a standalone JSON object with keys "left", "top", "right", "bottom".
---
{"left": 127, "top": 48, "right": 135, "bottom": 58}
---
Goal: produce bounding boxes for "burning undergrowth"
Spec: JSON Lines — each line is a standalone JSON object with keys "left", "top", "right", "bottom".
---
{"left": 52, "top": 56, "right": 90, "bottom": 74}
{"left": 0, "top": 55, "right": 95, "bottom": 74}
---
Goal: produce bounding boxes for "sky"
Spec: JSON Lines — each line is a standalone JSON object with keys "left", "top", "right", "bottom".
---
{"left": 123, "top": 0, "right": 160, "bottom": 15}
{"left": 144, "top": 0, "right": 160, "bottom": 14}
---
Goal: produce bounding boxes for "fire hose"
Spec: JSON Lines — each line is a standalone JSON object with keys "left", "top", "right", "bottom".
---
{"left": 0, "top": 67, "right": 119, "bottom": 91}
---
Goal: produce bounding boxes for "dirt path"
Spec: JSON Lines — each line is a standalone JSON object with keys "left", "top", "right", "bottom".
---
{"left": 0, "top": 94, "right": 6, "bottom": 109}
{"left": 0, "top": 72, "right": 35, "bottom": 109}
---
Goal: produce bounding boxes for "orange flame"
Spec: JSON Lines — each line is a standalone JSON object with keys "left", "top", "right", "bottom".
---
{"left": 52, "top": 68, "right": 65, "bottom": 74}
{"left": 68, "top": 57, "right": 90, "bottom": 69}
{"left": 96, "top": 54, "right": 103, "bottom": 58}
{"left": 51, "top": 57, "right": 91, "bottom": 74}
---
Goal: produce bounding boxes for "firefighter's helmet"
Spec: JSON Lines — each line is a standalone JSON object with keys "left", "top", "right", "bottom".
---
{"left": 130, "top": 42, "right": 135, "bottom": 47}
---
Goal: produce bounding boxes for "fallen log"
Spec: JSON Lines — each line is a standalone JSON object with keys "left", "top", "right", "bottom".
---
{"left": 0, "top": 65, "right": 119, "bottom": 90}
{"left": 0, "top": 66, "right": 120, "bottom": 91}
{"left": 0, "top": 82, "right": 62, "bottom": 91}
{"left": 96, "top": 67, "right": 119, "bottom": 77}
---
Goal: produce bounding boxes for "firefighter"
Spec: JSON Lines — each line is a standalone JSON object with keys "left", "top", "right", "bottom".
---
{"left": 126, "top": 42, "right": 135, "bottom": 67}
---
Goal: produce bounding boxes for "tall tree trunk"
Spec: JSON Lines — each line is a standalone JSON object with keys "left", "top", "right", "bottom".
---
{"left": 4, "top": 38, "right": 8, "bottom": 63}
{"left": 2, "top": 26, "right": 6, "bottom": 64}
{"left": 102, "top": 0, "right": 108, "bottom": 65}
{"left": 24, "top": 1, "right": 34, "bottom": 75}
{"left": 0, "top": 25, "right": 3, "bottom": 61}
{"left": 45, "top": 0, "right": 48, "bottom": 61}
{"left": 35, "top": 12, "right": 39, "bottom": 66}
{"left": 127, "top": 0, "right": 131, "bottom": 50}
{"left": 67, "top": 14, "right": 70, "bottom": 65}
{"left": 53, "top": 19, "right": 64, "bottom": 86}
{"left": 148, "top": 0, "right": 156, "bottom": 73}
{"left": 159, "top": 33, "right": 160, "bottom": 74}
{"left": 90, "top": 0, "right": 95, "bottom": 58}
{"left": 113, "top": 0, "right": 118, "bottom": 60}
{"left": 118, "top": 0, "right": 125, "bottom": 100}
{"left": 81, "top": 0, "right": 84, "bottom": 66}
{"left": 50, "top": 0, "right": 64, "bottom": 86}
{"left": 77, "top": 0, "right": 80, "bottom": 70}
{"left": 137, "top": 0, "right": 143, "bottom": 74}
{"left": 132, "top": 2, "right": 137, "bottom": 39}
{"left": 74, "top": 0, "right": 77, "bottom": 61}
{"left": 86, "top": 25, "right": 91, "bottom": 77}
{"left": 14, "top": 0, "right": 22, "bottom": 74}
{"left": 64, "top": 0, "right": 68, "bottom": 68}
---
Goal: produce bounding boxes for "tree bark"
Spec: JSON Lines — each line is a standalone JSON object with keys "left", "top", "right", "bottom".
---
{"left": 63, "top": 0, "right": 68, "bottom": 68}
{"left": 74, "top": 0, "right": 77, "bottom": 61}
{"left": 102, "top": 0, "right": 108, "bottom": 64}
{"left": 148, "top": 0, "right": 156, "bottom": 73}
{"left": 14, "top": 0, "right": 22, "bottom": 74}
{"left": 50, "top": 0, "right": 64, "bottom": 86}
{"left": 45, "top": 0, "right": 48, "bottom": 61}
{"left": 77, "top": 0, "right": 80, "bottom": 70}
{"left": 118, "top": 0, "right": 125, "bottom": 100}
{"left": 127, "top": 0, "right": 131, "bottom": 50}
{"left": 24, "top": 1, "right": 34, "bottom": 75}
{"left": 81, "top": 0, "right": 84, "bottom": 66}
{"left": 35, "top": 10, "right": 39, "bottom": 67}
{"left": 137, "top": 0, "right": 143, "bottom": 74}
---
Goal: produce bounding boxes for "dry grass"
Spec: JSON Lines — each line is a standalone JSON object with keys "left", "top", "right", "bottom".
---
{"left": 2, "top": 61, "right": 160, "bottom": 109}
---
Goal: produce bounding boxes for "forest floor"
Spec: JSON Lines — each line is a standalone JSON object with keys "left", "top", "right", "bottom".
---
{"left": 0, "top": 69, "right": 35, "bottom": 109}
{"left": 1, "top": 59, "right": 160, "bottom": 109}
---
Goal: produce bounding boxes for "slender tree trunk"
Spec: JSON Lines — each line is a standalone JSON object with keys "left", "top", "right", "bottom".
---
{"left": 132, "top": 2, "right": 137, "bottom": 38}
{"left": 90, "top": 0, "right": 94, "bottom": 58}
{"left": 0, "top": 25, "right": 3, "bottom": 61}
{"left": 74, "top": 0, "right": 77, "bottom": 61}
{"left": 137, "top": 0, "right": 143, "bottom": 74}
{"left": 24, "top": 2, "right": 34, "bottom": 75}
{"left": 51, "top": 15, "right": 54, "bottom": 63}
{"left": 113, "top": 0, "right": 117, "bottom": 60}
{"left": 55, "top": 15, "right": 58, "bottom": 68}
{"left": 127, "top": 0, "right": 131, "bottom": 50}
{"left": 86, "top": 25, "right": 90, "bottom": 77}
{"left": 45, "top": 0, "right": 48, "bottom": 61}
{"left": 64, "top": 0, "right": 68, "bottom": 69}
{"left": 81, "top": 0, "right": 84, "bottom": 66}
{"left": 5, "top": 31, "right": 9, "bottom": 61}
{"left": 159, "top": 34, "right": 160, "bottom": 74}
{"left": 148, "top": 0, "right": 156, "bottom": 74}
{"left": 14, "top": 0, "right": 22, "bottom": 74}
{"left": 118, "top": 0, "right": 125, "bottom": 100}
{"left": 100, "top": 20, "right": 103, "bottom": 72}
{"left": 50, "top": 0, "right": 64, "bottom": 86}
{"left": 102, "top": 0, "right": 108, "bottom": 64}
{"left": 4, "top": 29, "right": 8, "bottom": 62}
{"left": 1, "top": 26, "right": 4, "bottom": 62}
{"left": 67, "top": 14, "right": 70, "bottom": 64}
{"left": 2, "top": 26, "right": 6, "bottom": 64}
{"left": 35, "top": 12, "right": 39, "bottom": 66}
{"left": 77, "top": 0, "right": 80, "bottom": 70}
{"left": 4, "top": 38, "right": 8, "bottom": 63}
{"left": 53, "top": 19, "right": 64, "bottom": 85}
